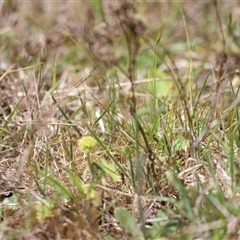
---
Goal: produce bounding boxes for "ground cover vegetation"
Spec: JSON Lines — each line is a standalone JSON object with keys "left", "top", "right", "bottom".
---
{"left": 0, "top": 1, "right": 240, "bottom": 239}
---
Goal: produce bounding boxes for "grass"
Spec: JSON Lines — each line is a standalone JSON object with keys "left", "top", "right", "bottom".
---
{"left": 1, "top": 1, "right": 240, "bottom": 239}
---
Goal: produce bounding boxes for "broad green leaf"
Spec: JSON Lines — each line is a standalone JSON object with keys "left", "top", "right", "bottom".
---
{"left": 41, "top": 174, "right": 75, "bottom": 201}
{"left": 147, "top": 80, "right": 173, "bottom": 97}
{"left": 35, "top": 200, "right": 54, "bottom": 221}
{"left": 173, "top": 137, "right": 188, "bottom": 151}
{"left": 98, "top": 158, "right": 121, "bottom": 182}
{"left": 65, "top": 168, "right": 84, "bottom": 195}
{"left": 114, "top": 207, "right": 144, "bottom": 240}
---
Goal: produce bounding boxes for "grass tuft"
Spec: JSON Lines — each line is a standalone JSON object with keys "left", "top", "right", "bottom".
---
{"left": 1, "top": 1, "right": 240, "bottom": 239}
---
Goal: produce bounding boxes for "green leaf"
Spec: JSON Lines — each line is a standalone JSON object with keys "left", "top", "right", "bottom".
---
{"left": 165, "top": 171, "right": 193, "bottom": 219}
{"left": 172, "top": 137, "right": 188, "bottom": 151}
{"left": 3, "top": 97, "right": 22, "bottom": 128}
{"left": 102, "top": 235, "right": 116, "bottom": 240}
{"left": 114, "top": 207, "right": 144, "bottom": 240}
{"left": 98, "top": 158, "right": 121, "bottom": 182}
{"left": 147, "top": 80, "right": 173, "bottom": 97}
{"left": 65, "top": 168, "right": 84, "bottom": 195}
{"left": 35, "top": 200, "right": 54, "bottom": 221}
{"left": 41, "top": 174, "right": 75, "bottom": 201}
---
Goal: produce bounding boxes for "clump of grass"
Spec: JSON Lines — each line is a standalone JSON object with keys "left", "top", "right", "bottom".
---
{"left": 1, "top": 1, "right": 240, "bottom": 239}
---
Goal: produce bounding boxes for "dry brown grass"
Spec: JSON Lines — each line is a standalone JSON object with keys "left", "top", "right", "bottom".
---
{"left": 1, "top": 1, "right": 240, "bottom": 239}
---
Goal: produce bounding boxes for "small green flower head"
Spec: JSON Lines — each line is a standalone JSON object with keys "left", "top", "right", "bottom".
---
{"left": 78, "top": 136, "right": 97, "bottom": 153}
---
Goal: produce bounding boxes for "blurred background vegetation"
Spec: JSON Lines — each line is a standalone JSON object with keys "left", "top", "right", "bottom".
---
{"left": 1, "top": 1, "right": 240, "bottom": 239}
